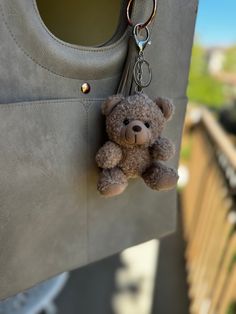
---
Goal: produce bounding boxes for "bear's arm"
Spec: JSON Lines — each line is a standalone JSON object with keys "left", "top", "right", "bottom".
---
{"left": 96, "top": 141, "right": 122, "bottom": 169}
{"left": 150, "top": 137, "right": 175, "bottom": 161}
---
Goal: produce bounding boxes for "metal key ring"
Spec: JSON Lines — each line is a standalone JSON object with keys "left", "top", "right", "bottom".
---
{"left": 127, "top": 0, "right": 157, "bottom": 29}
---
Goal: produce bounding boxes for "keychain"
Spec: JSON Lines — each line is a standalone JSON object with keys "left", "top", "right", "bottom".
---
{"left": 95, "top": 0, "right": 179, "bottom": 197}
{"left": 132, "top": 24, "right": 152, "bottom": 93}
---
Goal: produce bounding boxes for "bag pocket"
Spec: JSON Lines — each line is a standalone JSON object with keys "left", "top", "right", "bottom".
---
{"left": 0, "top": 97, "right": 103, "bottom": 299}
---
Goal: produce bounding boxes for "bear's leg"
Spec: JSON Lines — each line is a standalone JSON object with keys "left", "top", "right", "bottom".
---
{"left": 142, "top": 162, "right": 179, "bottom": 191}
{"left": 97, "top": 167, "right": 128, "bottom": 197}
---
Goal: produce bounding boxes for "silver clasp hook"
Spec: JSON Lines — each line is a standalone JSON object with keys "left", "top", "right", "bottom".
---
{"left": 133, "top": 24, "right": 150, "bottom": 52}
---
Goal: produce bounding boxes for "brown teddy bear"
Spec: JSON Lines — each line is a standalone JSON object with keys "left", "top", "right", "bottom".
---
{"left": 95, "top": 92, "right": 179, "bottom": 197}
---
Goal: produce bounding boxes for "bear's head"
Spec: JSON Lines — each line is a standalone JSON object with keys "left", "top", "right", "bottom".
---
{"left": 101, "top": 93, "right": 174, "bottom": 148}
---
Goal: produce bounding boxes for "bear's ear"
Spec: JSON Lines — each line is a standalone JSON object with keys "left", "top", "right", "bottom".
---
{"left": 154, "top": 97, "right": 174, "bottom": 121}
{"left": 101, "top": 94, "right": 124, "bottom": 116}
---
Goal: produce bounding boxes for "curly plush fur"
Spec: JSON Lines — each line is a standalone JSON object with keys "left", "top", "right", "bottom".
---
{"left": 95, "top": 92, "right": 179, "bottom": 197}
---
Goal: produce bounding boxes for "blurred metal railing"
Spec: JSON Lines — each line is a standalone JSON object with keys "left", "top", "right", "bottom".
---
{"left": 181, "top": 108, "right": 236, "bottom": 314}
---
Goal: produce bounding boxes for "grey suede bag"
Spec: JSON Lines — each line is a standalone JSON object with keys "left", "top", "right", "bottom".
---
{"left": 0, "top": 0, "right": 197, "bottom": 299}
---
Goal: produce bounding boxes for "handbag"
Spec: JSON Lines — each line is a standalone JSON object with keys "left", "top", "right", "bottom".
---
{"left": 0, "top": 0, "right": 197, "bottom": 299}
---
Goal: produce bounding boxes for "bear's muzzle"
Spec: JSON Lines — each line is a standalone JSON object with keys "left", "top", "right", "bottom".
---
{"left": 121, "top": 120, "right": 151, "bottom": 145}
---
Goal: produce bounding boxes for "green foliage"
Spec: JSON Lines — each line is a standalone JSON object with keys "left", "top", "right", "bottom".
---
{"left": 180, "top": 136, "right": 192, "bottom": 161}
{"left": 187, "top": 42, "right": 225, "bottom": 108}
{"left": 224, "top": 46, "right": 236, "bottom": 72}
{"left": 180, "top": 145, "right": 192, "bottom": 161}
{"left": 188, "top": 75, "right": 225, "bottom": 108}
{"left": 189, "top": 42, "right": 207, "bottom": 77}
{"left": 227, "top": 301, "right": 236, "bottom": 314}
{"left": 228, "top": 252, "right": 236, "bottom": 273}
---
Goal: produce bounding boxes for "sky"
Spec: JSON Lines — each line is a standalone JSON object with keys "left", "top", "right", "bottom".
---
{"left": 195, "top": 0, "right": 236, "bottom": 47}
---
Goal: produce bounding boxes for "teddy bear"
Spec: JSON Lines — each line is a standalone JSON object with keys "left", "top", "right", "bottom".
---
{"left": 95, "top": 92, "right": 179, "bottom": 197}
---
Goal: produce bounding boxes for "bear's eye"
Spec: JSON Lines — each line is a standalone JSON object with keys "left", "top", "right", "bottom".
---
{"left": 145, "top": 122, "right": 150, "bottom": 128}
{"left": 123, "top": 119, "right": 129, "bottom": 125}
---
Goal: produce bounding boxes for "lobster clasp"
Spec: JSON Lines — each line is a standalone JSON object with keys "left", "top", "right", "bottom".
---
{"left": 133, "top": 24, "right": 150, "bottom": 52}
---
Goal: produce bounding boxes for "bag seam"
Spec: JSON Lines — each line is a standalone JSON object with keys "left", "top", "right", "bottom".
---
{"left": 0, "top": 99, "right": 104, "bottom": 115}
{"left": 0, "top": 4, "right": 127, "bottom": 80}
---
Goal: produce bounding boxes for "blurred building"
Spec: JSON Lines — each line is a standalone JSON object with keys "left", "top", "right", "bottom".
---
{"left": 207, "top": 47, "right": 226, "bottom": 75}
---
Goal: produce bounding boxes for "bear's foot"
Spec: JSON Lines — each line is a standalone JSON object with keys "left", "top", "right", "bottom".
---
{"left": 142, "top": 162, "right": 179, "bottom": 191}
{"left": 97, "top": 167, "right": 128, "bottom": 197}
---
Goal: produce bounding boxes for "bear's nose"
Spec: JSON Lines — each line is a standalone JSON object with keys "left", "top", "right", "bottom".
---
{"left": 132, "top": 125, "right": 142, "bottom": 132}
